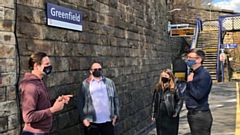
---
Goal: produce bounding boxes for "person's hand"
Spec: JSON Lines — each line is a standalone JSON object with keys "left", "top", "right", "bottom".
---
{"left": 61, "top": 95, "right": 73, "bottom": 104}
{"left": 50, "top": 96, "right": 65, "bottom": 113}
{"left": 112, "top": 115, "right": 117, "bottom": 126}
{"left": 187, "top": 73, "right": 194, "bottom": 82}
{"left": 151, "top": 118, "right": 155, "bottom": 121}
{"left": 173, "top": 114, "right": 177, "bottom": 117}
{"left": 83, "top": 119, "right": 90, "bottom": 127}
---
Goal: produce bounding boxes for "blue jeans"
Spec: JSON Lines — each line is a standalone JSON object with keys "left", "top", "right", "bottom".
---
{"left": 22, "top": 130, "right": 49, "bottom": 135}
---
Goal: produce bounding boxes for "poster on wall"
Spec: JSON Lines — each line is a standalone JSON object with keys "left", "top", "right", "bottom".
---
{"left": 46, "top": 3, "right": 82, "bottom": 31}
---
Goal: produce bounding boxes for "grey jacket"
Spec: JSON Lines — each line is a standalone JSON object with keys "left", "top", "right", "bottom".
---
{"left": 77, "top": 76, "right": 120, "bottom": 123}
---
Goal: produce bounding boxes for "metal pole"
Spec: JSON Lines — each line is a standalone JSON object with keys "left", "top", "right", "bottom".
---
{"left": 222, "top": 61, "right": 224, "bottom": 82}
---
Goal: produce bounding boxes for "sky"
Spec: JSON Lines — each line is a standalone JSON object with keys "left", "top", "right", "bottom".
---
{"left": 213, "top": 0, "right": 240, "bottom": 12}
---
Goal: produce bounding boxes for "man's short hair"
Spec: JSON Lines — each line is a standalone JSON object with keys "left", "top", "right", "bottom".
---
{"left": 89, "top": 62, "right": 103, "bottom": 70}
{"left": 188, "top": 48, "right": 205, "bottom": 63}
{"left": 28, "top": 52, "right": 47, "bottom": 70}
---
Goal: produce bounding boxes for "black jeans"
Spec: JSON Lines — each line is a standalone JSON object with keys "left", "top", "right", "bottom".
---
{"left": 187, "top": 109, "right": 213, "bottom": 135}
{"left": 86, "top": 122, "right": 114, "bottom": 135}
{"left": 22, "top": 131, "right": 49, "bottom": 135}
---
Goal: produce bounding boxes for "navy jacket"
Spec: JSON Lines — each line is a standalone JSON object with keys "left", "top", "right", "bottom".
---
{"left": 185, "top": 66, "right": 212, "bottom": 111}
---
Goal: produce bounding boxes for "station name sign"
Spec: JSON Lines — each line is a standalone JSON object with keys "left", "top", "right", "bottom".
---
{"left": 222, "top": 44, "right": 238, "bottom": 49}
{"left": 170, "top": 28, "right": 195, "bottom": 37}
{"left": 46, "top": 3, "right": 82, "bottom": 31}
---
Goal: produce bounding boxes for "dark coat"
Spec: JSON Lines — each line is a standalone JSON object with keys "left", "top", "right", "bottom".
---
{"left": 151, "top": 86, "right": 183, "bottom": 118}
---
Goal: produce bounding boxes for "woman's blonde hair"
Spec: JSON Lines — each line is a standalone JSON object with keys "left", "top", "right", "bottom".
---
{"left": 155, "top": 68, "right": 176, "bottom": 93}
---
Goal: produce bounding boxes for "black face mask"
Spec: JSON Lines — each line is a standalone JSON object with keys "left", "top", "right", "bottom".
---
{"left": 43, "top": 65, "right": 52, "bottom": 75}
{"left": 161, "top": 77, "right": 169, "bottom": 83}
{"left": 92, "top": 70, "right": 102, "bottom": 77}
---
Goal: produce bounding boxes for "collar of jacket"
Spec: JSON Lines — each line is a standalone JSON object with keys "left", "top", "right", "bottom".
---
{"left": 193, "top": 66, "right": 203, "bottom": 74}
{"left": 86, "top": 75, "right": 106, "bottom": 83}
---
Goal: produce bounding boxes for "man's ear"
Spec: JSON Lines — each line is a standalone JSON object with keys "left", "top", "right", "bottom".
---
{"left": 33, "top": 63, "right": 38, "bottom": 70}
{"left": 197, "top": 58, "right": 202, "bottom": 64}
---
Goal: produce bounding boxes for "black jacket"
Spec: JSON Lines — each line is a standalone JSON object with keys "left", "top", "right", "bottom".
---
{"left": 151, "top": 86, "right": 183, "bottom": 118}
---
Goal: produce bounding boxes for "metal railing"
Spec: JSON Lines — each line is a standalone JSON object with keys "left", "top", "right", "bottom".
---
{"left": 191, "top": 17, "right": 202, "bottom": 49}
{"left": 187, "top": 17, "right": 202, "bottom": 75}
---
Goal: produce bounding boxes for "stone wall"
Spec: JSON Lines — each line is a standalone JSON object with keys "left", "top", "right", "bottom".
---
{"left": 0, "top": 0, "right": 20, "bottom": 135}
{"left": 0, "top": 0, "right": 186, "bottom": 135}
{"left": 171, "top": 6, "right": 239, "bottom": 25}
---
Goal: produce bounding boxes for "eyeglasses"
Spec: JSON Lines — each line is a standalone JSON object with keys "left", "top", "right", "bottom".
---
{"left": 91, "top": 68, "right": 102, "bottom": 71}
{"left": 187, "top": 56, "right": 199, "bottom": 59}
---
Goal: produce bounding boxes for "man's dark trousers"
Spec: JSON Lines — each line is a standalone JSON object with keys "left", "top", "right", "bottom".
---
{"left": 86, "top": 121, "right": 114, "bottom": 135}
{"left": 187, "top": 109, "right": 213, "bottom": 135}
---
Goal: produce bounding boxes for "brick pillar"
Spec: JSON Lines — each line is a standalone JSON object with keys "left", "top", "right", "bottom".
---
{"left": 0, "top": 0, "right": 20, "bottom": 134}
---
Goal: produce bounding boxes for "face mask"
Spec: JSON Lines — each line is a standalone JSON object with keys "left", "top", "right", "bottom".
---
{"left": 161, "top": 77, "right": 169, "bottom": 83}
{"left": 43, "top": 65, "right": 52, "bottom": 75}
{"left": 92, "top": 70, "right": 102, "bottom": 77}
{"left": 186, "top": 60, "right": 196, "bottom": 67}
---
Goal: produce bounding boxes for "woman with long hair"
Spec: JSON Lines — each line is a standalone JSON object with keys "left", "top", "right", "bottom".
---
{"left": 151, "top": 69, "right": 183, "bottom": 135}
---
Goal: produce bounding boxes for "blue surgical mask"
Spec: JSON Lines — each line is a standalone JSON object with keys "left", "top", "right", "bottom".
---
{"left": 186, "top": 60, "right": 196, "bottom": 67}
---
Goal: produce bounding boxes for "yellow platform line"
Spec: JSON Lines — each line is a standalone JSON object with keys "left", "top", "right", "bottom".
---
{"left": 235, "top": 82, "right": 240, "bottom": 134}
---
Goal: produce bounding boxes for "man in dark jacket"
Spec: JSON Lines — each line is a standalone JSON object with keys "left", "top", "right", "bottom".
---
{"left": 20, "top": 52, "right": 73, "bottom": 135}
{"left": 77, "top": 62, "right": 119, "bottom": 135}
{"left": 185, "top": 48, "right": 213, "bottom": 135}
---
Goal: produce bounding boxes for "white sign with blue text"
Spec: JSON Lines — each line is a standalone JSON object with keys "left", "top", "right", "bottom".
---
{"left": 46, "top": 3, "right": 82, "bottom": 31}
{"left": 222, "top": 44, "right": 238, "bottom": 49}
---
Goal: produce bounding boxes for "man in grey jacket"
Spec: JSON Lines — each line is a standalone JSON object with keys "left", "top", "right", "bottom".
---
{"left": 77, "top": 62, "right": 120, "bottom": 135}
